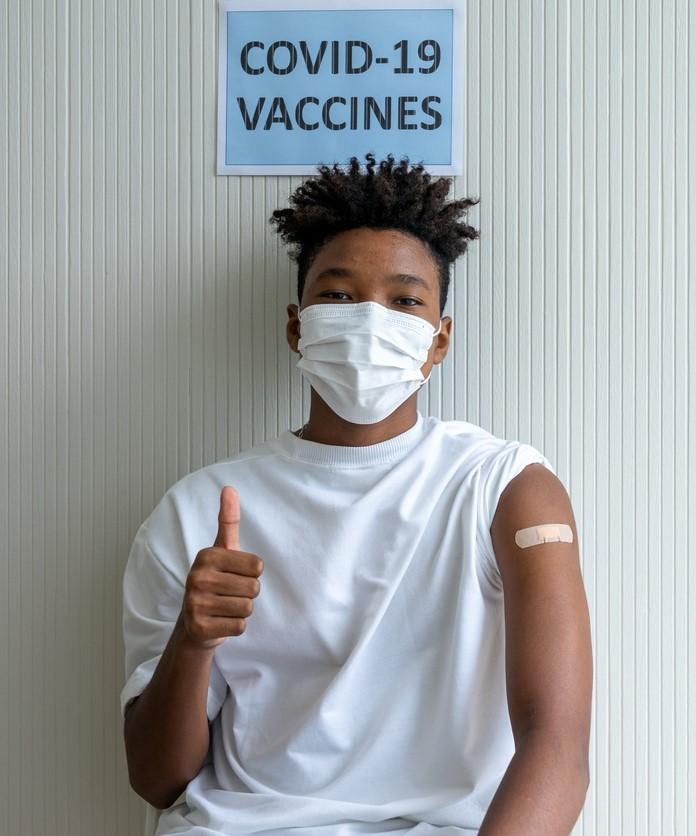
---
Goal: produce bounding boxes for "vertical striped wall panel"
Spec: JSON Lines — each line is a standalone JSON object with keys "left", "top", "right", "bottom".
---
{"left": 0, "top": 1, "right": 693, "bottom": 834}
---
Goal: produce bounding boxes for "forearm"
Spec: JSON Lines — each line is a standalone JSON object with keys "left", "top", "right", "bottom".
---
{"left": 478, "top": 728, "right": 590, "bottom": 836}
{"left": 123, "top": 612, "right": 216, "bottom": 809}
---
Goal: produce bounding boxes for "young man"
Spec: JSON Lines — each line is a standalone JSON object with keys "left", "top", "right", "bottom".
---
{"left": 121, "top": 154, "right": 592, "bottom": 836}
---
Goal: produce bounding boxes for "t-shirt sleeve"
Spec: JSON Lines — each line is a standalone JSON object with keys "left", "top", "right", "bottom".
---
{"left": 120, "top": 523, "right": 228, "bottom": 723}
{"left": 476, "top": 441, "right": 557, "bottom": 587}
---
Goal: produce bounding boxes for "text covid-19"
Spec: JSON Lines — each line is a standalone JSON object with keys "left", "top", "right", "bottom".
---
{"left": 235, "top": 39, "right": 445, "bottom": 132}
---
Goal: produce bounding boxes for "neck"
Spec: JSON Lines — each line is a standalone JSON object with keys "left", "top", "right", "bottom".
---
{"left": 295, "top": 391, "right": 419, "bottom": 446}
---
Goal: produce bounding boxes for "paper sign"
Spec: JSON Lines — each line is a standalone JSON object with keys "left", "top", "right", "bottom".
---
{"left": 217, "top": 0, "right": 465, "bottom": 175}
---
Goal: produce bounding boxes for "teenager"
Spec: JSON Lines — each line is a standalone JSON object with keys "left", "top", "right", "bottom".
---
{"left": 122, "top": 154, "right": 592, "bottom": 836}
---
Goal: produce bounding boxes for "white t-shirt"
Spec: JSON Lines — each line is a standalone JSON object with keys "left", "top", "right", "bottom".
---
{"left": 121, "top": 410, "right": 555, "bottom": 836}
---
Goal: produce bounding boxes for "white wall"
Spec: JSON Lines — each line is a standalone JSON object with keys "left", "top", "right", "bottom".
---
{"left": 1, "top": 1, "right": 694, "bottom": 834}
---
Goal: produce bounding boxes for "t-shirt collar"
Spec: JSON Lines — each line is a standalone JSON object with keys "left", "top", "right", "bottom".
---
{"left": 274, "top": 410, "right": 427, "bottom": 468}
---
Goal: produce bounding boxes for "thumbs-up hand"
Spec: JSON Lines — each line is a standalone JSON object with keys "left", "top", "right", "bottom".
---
{"left": 180, "top": 486, "right": 264, "bottom": 650}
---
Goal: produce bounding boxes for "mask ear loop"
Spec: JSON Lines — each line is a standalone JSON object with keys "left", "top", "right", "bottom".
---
{"left": 420, "top": 319, "right": 444, "bottom": 385}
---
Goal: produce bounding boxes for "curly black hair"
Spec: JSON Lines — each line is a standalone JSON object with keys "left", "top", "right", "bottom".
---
{"left": 269, "top": 152, "right": 480, "bottom": 315}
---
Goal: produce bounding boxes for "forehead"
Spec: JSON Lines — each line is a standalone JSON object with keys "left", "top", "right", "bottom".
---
{"left": 308, "top": 227, "right": 440, "bottom": 284}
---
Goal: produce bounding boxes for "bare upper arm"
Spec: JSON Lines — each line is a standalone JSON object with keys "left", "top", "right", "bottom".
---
{"left": 489, "top": 463, "right": 592, "bottom": 774}
{"left": 123, "top": 695, "right": 140, "bottom": 733}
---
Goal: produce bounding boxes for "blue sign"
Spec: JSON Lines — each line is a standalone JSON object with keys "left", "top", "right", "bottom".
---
{"left": 217, "top": 0, "right": 465, "bottom": 175}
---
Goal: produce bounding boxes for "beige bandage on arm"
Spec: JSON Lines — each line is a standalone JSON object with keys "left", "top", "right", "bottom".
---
{"left": 514, "top": 523, "right": 574, "bottom": 548}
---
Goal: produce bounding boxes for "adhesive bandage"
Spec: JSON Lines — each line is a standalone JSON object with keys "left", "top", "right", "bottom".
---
{"left": 514, "top": 523, "right": 574, "bottom": 548}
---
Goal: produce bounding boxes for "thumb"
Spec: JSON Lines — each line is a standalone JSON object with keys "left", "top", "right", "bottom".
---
{"left": 214, "top": 486, "right": 241, "bottom": 551}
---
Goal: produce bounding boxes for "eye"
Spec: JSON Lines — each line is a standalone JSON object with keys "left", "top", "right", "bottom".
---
{"left": 319, "top": 292, "right": 421, "bottom": 307}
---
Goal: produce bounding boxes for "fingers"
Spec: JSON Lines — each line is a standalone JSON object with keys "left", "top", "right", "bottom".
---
{"left": 214, "top": 485, "right": 241, "bottom": 551}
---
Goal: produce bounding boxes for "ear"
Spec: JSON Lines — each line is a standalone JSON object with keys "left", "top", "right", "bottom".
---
{"left": 287, "top": 304, "right": 301, "bottom": 355}
{"left": 432, "top": 315, "right": 452, "bottom": 364}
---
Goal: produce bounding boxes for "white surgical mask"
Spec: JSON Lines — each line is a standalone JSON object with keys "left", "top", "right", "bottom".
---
{"left": 296, "top": 300, "right": 442, "bottom": 425}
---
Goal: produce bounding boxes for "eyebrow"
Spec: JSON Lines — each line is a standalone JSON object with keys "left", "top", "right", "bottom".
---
{"left": 313, "top": 267, "right": 431, "bottom": 290}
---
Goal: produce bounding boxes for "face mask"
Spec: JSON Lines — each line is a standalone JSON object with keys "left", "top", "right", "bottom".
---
{"left": 296, "top": 300, "right": 442, "bottom": 425}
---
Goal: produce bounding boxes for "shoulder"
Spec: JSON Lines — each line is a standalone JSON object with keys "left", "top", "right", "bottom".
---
{"left": 154, "top": 441, "right": 277, "bottom": 517}
{"left": 427, "top": 416, "right": 525, "bottom": 473}
{"left": 139, "top": 443, "right": 277, "bottom": 570}
{"left": 475, "top": 431, "right": 558, "bottom": 518}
